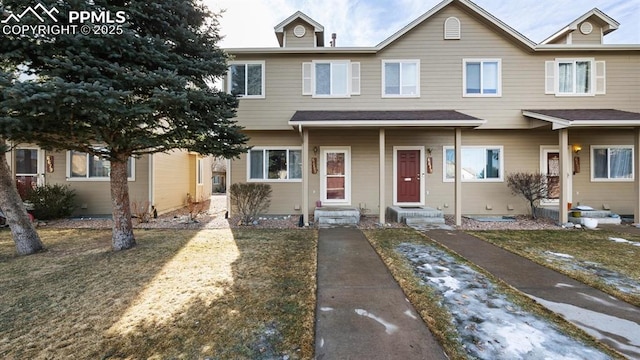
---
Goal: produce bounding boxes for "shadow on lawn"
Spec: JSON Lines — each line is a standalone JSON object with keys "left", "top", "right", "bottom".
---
{"left": 99, "top": 228, "right": 316, "bottom": 360}
{"left": 0, "top": 228, "right": 316, "bottom": 360}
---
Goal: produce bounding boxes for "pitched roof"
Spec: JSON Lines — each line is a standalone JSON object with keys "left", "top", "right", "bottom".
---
{"left": 273, "top": 11, "right": 325, "bottom": 47}
{"left": 540, "top": 8, "right": 620, "bottom": 45}
{"left": 376, "top": 0, "right": 536, "bottom": 50}
{"left": 523, "top": 109, "right": 640, "bottom": 129}
{"left": 289, "top": 110, "right": 485, "bottom": 127}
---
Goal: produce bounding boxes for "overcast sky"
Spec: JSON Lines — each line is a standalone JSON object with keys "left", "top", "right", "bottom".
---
{"left": 204, "top": 0, "right": 639, "bottom": 48}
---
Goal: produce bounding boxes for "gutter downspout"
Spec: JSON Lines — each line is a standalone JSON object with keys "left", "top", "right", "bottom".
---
{"left": 148, "top": 154, "right": 154, "bottom": 210}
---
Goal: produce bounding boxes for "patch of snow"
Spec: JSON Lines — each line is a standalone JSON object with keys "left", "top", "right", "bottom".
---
{"left": 607, "top": 236, "right": 640, "bottom": 246}
{"left": 397, "top": 243, "right": 612, "bottom": 360}
{"left": 530, "top": 295, "right": 640, "bottom": 359}
{"left": 404, "top": 310, "right": 418, "bottom": 320}
{"left": 542, "top": 251, "right": 640, "bottom": 295}
{"left": 545, "top": 251, "right": 574, "bottom": 259}
{"left": 608, "top": 237, "right": 631, "bottom": 243}
{"left": 555, "top": 283, "right": 575, "bottom": 288}
{"left": 574, "top": 205, "right": 595, "bottom": 210}
{"left": 354, "top": 309, "right": 399, "bottom": 334}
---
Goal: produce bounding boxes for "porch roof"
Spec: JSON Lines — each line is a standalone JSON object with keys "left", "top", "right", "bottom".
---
{"left": 289, "top": 110, "right": 485, "bottom": 128}
{"left": 523, "top": 109, "right": 640, "bottom": 130}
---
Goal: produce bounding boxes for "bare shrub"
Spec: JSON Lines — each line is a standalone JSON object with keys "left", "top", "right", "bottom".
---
{"left": 506, "top": 172, "right": 548, "bottom": 219}
{"left": 229, "top": 183, "right": 272, "bottom": 225}
{"left": 186, "top": 193, "right": 206, "bottom": 221}
{"left": 131, "top": 200, "right": 153, "bottom": 224}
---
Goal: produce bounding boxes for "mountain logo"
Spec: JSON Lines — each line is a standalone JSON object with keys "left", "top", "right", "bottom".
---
{"left": 1, "top": 3, "right": 59, "bottom": 24}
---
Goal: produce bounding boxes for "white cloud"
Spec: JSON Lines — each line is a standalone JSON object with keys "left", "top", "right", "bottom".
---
{"left": 205, "top": 0, "right": 640, "bottom": 47}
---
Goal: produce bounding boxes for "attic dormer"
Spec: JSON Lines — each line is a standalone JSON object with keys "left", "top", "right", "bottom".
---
{"left": 274, "top": 11, "right": 325, "bottom": 48}
{"left": 541, "top": 8, "right": 619, "bottom": 45}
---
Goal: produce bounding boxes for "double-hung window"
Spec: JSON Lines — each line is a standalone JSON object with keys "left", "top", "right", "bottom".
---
{"left": 248, "top": 148, "right": 302, "bottom": 182}
{"left": 591, "top": 146, "right": 633, "bottom": 181}
{"left": 545, "top": 58, "right": 605, "bottom": 96}
{"left": 68, "top": 150, "right": 134, "bottom": 181}
{"left": 443, "top": 146, "right": 503, "bottom": 182}
{"left": 463, "top": 59, "right": 501, "bottom": 96}
{"left": 228, "top": 61, "right": 265, "bottom": 98}
{"left": 382, "top": 60, "right": 419, "bottom": 97}
{"left": 302, "top": 60, "right": 360, "bottom": 97}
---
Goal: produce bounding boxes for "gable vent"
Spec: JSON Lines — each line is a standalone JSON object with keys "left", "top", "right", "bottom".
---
{"left": 444, "top": 17, "right": 461, "bottom": 40}
{"left": 293, "top": 25, "right": 306, "bottom": 38}
{"left": 580, "top": 21, "right": 593, "bottom": 35}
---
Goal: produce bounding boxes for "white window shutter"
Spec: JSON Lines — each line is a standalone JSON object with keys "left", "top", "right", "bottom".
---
{"left": 544, "top": 61, "right": 555, "bottom": 94}
{"left": 351, "top": 62, "right": 361, "bottom": 95}
{"left": 595, "top": 61, "right": 606, "bottom": 95}
{"left": 302, "top": 62, "right": 312, "bottom": 95}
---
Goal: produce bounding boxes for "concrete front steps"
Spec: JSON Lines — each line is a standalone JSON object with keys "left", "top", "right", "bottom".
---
{"left": 387, "top": 206, "right": 444, "bottom": 225}
{"left": 314, "top": 207, "right": 360, "bottom": 226}
{"left": 538, "top": 207, "right": 622, "bottom": 226}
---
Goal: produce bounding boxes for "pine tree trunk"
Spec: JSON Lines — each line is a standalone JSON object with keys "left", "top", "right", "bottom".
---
{"left": 0, "top": 151, "right": 43, "bottom": 255}
{"left": 110, "top": 159, "right": 135, "bottom": 250}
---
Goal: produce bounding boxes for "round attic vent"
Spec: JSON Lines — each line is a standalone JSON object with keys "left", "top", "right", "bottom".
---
{"left": 293, "top": 25, "right": 306, "bottom": 38}
{"left": 580, "top": 21, "right": 593, "bottom": 35}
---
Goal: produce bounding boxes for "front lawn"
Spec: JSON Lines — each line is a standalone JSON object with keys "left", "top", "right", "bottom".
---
{"left": 470, "top": 229, "right": 640, "bottom": 307}
{"left": 0, "top": 228, "right": 316, "bottom": 359}
{"left": 364, "top": 228, "right": 623, "bottom": 360}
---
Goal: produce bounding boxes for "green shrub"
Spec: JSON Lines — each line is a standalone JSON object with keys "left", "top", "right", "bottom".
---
{"left": 26, "top": 184, "right": 76, "bottom": 220}
{"left": 229, "top": 183, "right": 272, "bottom": 224}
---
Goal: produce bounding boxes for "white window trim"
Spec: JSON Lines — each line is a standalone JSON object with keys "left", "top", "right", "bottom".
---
{"left": 14, "top": 146, "right": 45, "bottom": 187}
{"left": 392, "top": 146, "right": 425, "bottom": 206}
{"left": 590, "top": 145, "right": 634, "bottom": 182}
{"left": 312, "top": 60, "right": 351, "bottom": 98}
{"left": 462, "top": 59, "right": 502, "bottom": 97}
{"left": 320, "top": 147, "right": 351, "bottom": 205}
{"left": 381, "top": 59, "right": 420, "bottom": 98}
{"left": 246, "top": 146, "right": 302, "bottom": 183}
{"left": 442, "top": 145, "right": 504, "bottom": 182}
{"left": 66, "top": 151, "right": 136, "bottom": 182}
{"left": 227, "top": 60, "right": 266, "bottom": 99}
{"left": 197, "top": 158, "right": 204, "bottom": 185}
{"left": 554, "top": 58, "right": 595, "bottom": 97}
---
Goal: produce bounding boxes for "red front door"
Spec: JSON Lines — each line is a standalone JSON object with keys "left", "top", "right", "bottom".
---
{"left": 397, "top": 150, "right": 420, "bottom": 203}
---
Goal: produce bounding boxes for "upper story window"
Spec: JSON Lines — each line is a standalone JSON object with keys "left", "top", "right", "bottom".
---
{"left": 248, "top": 147, "right": 302, "bottom": 182}
{"left": 382, "top": 60, "right": 420, "bottom": 97}
{"left": 463, "top": 59, "right": 501, "bottom": 97}
{"left": 228, "top": 61, "right": 265, "bottom": 98}
{"left": 68, "top": 150, "right": 134, "bottom": 181}
{"left": 443, "top": 146, "right": 503, "bottom": 182}
{"left": 591, "top": 146, "right": 633, "bottom": 181}
{"left": 302, "top": 61, "right": 360, "bottom": 98}
{"left": 545, "top": 58, "right": 605, "bottom": 96}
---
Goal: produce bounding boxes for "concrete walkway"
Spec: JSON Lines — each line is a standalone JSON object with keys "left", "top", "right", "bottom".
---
{"left": 315, "top": 227, "right": 447, "bottom": 360}
{"left": 424, "top": 229, "right": 640, "bottom": 359}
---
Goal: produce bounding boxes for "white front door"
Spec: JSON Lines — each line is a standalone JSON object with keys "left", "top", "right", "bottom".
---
{"left": 540, "top": 146, "right": 572, "bottom": 206}
{"left": 15, "top": 147, "right": 45, "bottom": 199}
{"left": 320, "top": 147, "right": 351, "bottom": 205}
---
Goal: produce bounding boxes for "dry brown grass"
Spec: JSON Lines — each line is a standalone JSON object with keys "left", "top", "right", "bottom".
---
{"left": 364, "top": 228, "right": 624, "bottom": 360}
{"left": 0, "top": 228, "right": 316, "bottom": 359}
{"left": 363, "top": 229, "right": 467, "bottom": 360}
{"left": 471, "top": 229, "right": 640, "bottom": 307}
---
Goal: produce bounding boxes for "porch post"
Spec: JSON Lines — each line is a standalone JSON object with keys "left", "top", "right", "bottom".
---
{"left": 634, "top": 128, "right": 640, "bottom": 223}
{"left": 559, "top": 129, "right": 569, "bottom": 224}
{"left": 302, "top": 128, "right": 310, "bottom": 226}
{"left": 455, "top": 128, "right": 462, "bottom": 226}
{"left": 379, "top": 128, "right": 386, "bottom": 224}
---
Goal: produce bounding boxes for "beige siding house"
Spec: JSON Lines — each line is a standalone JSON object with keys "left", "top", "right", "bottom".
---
{"left": 225, "top": 0, "right": 640, "bottom": 225}
{"left": 9, "top": 146, "right": 212, "bottom": 216}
